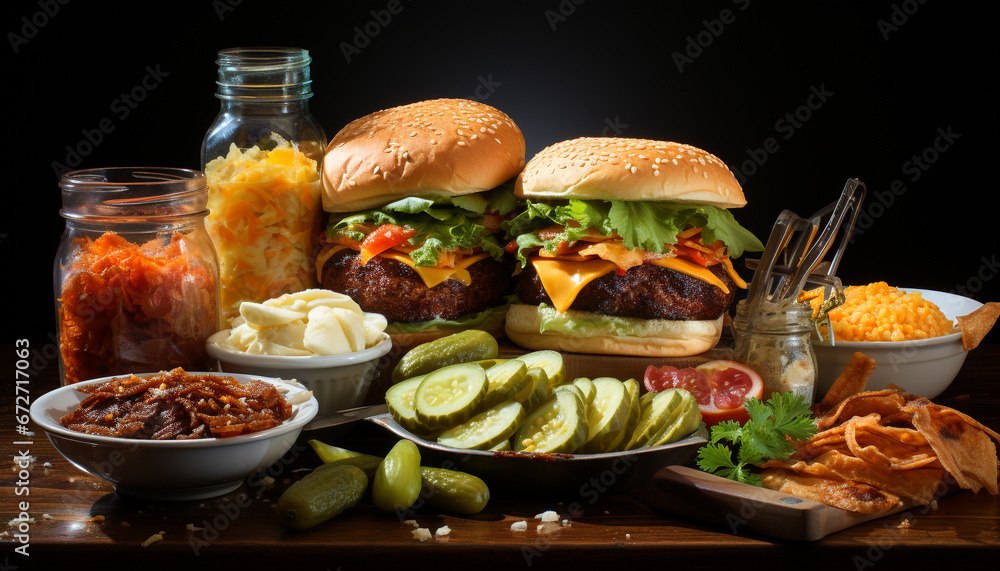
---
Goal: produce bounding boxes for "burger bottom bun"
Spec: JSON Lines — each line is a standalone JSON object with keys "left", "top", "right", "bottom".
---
{"left": 504, "top": 304, "right": 722, "bottom": 357}
{"left": 386, "top": 310, "right": 507, "bottom": 349}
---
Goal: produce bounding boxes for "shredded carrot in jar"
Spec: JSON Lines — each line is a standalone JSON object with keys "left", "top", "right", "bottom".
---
{"left": 58, "top": 232, "right": 218, "bottom": 385}
{"left": 204, "top": 136, "right": 322, "bottom": 321}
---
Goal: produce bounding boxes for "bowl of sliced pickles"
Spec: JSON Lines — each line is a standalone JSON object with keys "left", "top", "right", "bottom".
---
{"left": 369, "top": 331, "right": 708, "bottom": 496}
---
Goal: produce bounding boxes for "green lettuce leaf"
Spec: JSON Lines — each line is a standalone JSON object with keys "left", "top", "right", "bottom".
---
{"left": 502, "top": 198, "right": 764, "bottom": 265}
{"left": 327, "top": 185, "right": 516, "bottom": 266}
{"left": 384, "top": 296, "right": 514, "bottom": 334}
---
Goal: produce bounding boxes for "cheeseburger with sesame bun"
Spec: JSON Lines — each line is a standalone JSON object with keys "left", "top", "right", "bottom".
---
{"left": 502, "top": 137, "right": 764, "bottom": 356}
{"left": 318, "top": 99, "right": 525, "bottom": 346}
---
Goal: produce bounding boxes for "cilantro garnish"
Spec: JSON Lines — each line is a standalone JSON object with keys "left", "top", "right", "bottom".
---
{"left": 696, "top": 392, "right": 817, "bottom": 486}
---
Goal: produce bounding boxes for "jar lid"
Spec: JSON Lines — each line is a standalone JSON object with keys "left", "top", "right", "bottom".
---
{"left": 215, "top": 47, "right": 314, "bottom": 101}
{"left": 59, "top": 167, "right": 208, "bottom": 222}
{"left": 734, "top": 299, "right": 814, "bottom": 334}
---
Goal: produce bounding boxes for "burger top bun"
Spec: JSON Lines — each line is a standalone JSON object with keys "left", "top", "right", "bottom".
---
{"left": 516, "top": 137, "right": 746, "bottom": 208}
{"left": 322, "top": 98, "right": 526, "bottom": 212}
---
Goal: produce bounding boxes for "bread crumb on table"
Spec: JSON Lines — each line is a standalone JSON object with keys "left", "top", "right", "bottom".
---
{"left": 534, "top": 510, "right": 559, "bottom": 523}
{"left": 412, "top": 528, "right": 432, "bottom": 542}
{"left": 510, "top": 520, "right": 528, "bottom": 532}
{"left": 435, "top": 525, "right": 451, "bottom": 537}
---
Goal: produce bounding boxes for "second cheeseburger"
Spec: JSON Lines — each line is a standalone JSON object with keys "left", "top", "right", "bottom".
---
{"left": 503, "top": 137, "right": 764, "bottom": 356}
{"left": 318, "top": 99, "right": 525, "bottom": 345}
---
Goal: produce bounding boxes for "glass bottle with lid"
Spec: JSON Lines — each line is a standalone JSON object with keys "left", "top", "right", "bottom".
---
{"left": 201, "top": 47, "right": 327, "bottom": 322}
{"left": 732, "top": 299, "right": 817, "bottom": 403}
{"left": 54, "top": 167, "right": 220, "bottom": 385}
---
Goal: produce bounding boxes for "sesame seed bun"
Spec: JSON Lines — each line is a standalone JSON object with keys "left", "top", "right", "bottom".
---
{"left": 515, "top": 137, "right": 745, "bottom": 208}
{"left": 322, "top": 98, "right": 526, "bottom": 212}
{"left": 504, "top": 304, "right": 723, "bottom": 357}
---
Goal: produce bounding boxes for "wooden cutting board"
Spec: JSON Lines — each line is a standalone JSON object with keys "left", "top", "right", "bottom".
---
{"left": 641, "top": 465, "right": 913, "bottom": 541}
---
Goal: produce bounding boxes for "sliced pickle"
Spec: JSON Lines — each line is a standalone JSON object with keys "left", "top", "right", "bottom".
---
{"left": 578, "top": 378, "right": 630, "bottom": 454}
{"left": 437, "top": 399, "right": 525, "bottom": 450}
{"left": 522, "top": 368, "right": 551, "bottom": 412}
{"left": 518, "top": 350, "right": 566, "bottom": 390}
{"left": 481, "top": 360, "right": 529, "bottom": 409}
{"left": 514, "top": 386, "right": 588, "bottom": 454}
{"left": 489, "top": 439, "right": 512, "bottom": 451}
{"left": 413, "top": 363, "right": 488, "bottom": 432}
{"left": 647, "top": 391, "right": 702, "bottom": 447}
{"left": 611, "top": 378, "right": 642, "bottom": 452}
{"left": 569, "top": 378, "right": 596, "bottom": 407}
{"left": 625, "top": 389, "right": 685, "bottom": 450}
{"left": 384, "top": 375, "right": 425, "bottom": 433}
{"left": 469, "top": 358, "right": 510, "bottom": 370}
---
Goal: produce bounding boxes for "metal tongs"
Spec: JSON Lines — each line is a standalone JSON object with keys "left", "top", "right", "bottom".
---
{"left": 742, "top": 178, "right": 867, "bottom": 342}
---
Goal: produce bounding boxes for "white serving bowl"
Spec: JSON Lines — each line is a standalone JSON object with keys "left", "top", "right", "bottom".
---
{"left": 30, "top": 372, "right": 318, "bottom": 501}
{"left": 206, "top": 330, "right": 393, "bottom": 414}
{"left": 812, "top": 289, "right": 982, "bottom": 399}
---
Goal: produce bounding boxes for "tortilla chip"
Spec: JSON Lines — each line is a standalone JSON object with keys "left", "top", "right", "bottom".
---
{"left": 957, "top": 302, "right": 1000, "bottom": 351}
{"left": 819, "top": 352, "right": 878, "bottom": 411}
{"left": 816, "top": 390, "right": 907, "bottom": 431}
{"left": 794, "top": 451, "right": 946, "bottom": 505}
{"left": 910, "top": 404, "right": 999, "bottom": 495}
{"left": 761, "top": 467, "right": 902, "bottom": 513}
{"left": 844, "top": 416, "right": 938, "bottom": 471}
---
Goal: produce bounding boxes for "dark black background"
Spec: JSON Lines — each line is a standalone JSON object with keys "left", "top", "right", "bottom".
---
{"left": 4, "top": 0, "right": 998, "bottom": 348}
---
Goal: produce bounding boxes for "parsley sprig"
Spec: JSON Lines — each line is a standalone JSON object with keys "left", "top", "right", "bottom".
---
{"left": 696, "top": 393, "right": 817, "bottom": 486}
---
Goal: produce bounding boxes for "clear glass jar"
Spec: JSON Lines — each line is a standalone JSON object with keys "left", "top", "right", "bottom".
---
{"left": 732, "top": 299, "right": 817, "bottom": 402}
{"left": 54, "top": 167, "right": 220, "bottom": 385}
{"left": 201, "top": 47, "right": 327, "bottom": 322}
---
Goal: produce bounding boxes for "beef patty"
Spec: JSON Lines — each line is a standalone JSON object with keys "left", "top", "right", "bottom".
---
{"left": 320, "top": 249, "right": 514, "bottom": 323}
{"left": 516, "top": 261, "right": 736, "bottom": 320}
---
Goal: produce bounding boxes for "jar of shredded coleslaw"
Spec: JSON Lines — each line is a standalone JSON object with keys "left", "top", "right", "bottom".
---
{"left": 201, "top": 47, "right": 327, "bottom": 321}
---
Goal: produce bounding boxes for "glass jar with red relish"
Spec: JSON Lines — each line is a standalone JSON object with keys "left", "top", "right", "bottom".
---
{"left": 54, "top": 167, "right": 220, "bottom": 385}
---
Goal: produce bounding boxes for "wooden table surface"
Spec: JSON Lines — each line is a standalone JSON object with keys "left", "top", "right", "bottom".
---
{"left": 4, "top": 344, "right": 998, "bottom": 570}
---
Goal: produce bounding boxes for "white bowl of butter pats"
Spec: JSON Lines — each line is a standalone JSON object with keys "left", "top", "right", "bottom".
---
{"left": 207, "top": 289, "right": 393, "bottom": 413}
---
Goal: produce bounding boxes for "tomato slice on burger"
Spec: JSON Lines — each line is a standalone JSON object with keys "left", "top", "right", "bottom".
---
{"left": 358, "top": 224, "right": 418, "bottom": 264}
{"left": 643, "top": 360, "right": 763, "bottom": 426}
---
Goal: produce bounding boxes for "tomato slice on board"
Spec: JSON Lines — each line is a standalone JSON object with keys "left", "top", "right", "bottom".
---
{"left": 643, "top": 360, "right": 763, "bottom": 426}
{"left": 359, "top": 224, "right": 418, "bottom": 264}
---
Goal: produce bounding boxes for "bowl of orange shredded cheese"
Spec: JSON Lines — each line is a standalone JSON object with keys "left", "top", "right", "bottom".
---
{"left": 811, "top": 284, "right": 981, "bottom": 399}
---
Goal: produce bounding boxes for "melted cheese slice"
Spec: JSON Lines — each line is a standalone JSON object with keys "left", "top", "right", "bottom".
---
{"left": 649, "top": 258, "right": 730, "bottom": 294}
{"left": 531, "top": 258, "right": 619, "bottom": 313}
{"left": 317, "top": 245, "right": 491, "bottom": 289}
{"left": 531, "top": 254, "right": 745, "bottom": 313}
{"left": 379, "top": 251, "right": 491, "bottom": 289}
{"left": 721, "top": 257, "right": 748, "bottom": 289}
{"left": 316, "top": 245, "right": 348, "bottom": 282}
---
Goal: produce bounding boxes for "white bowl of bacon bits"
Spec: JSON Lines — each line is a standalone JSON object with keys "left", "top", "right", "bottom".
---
{"left": 30, "top": 368, "right": 318, "bottom": 501}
